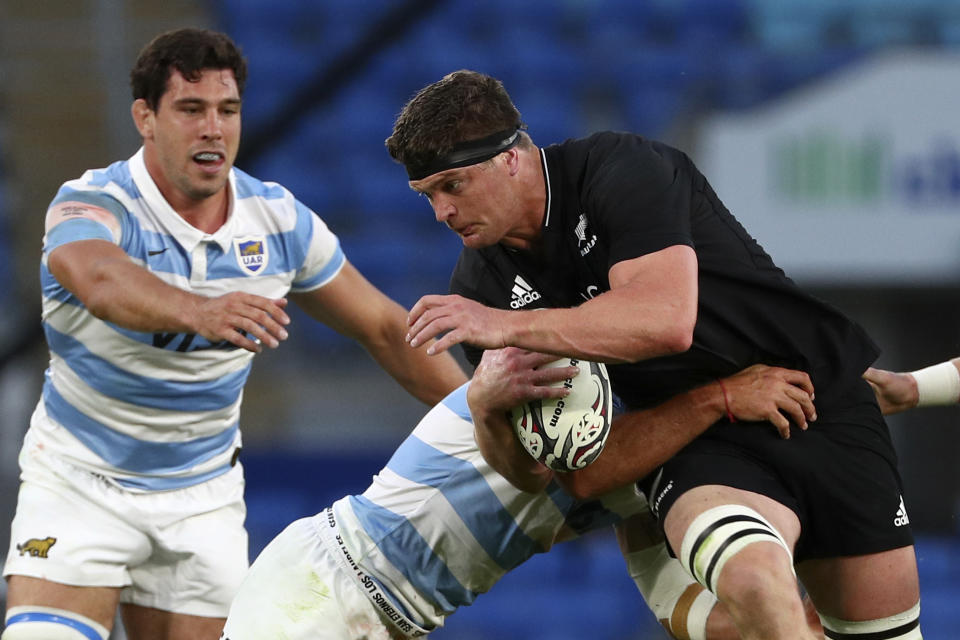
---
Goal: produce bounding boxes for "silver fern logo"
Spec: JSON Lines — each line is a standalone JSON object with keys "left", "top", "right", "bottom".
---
{"left": 576, "top": 213, "right": 597, "bottom": 256}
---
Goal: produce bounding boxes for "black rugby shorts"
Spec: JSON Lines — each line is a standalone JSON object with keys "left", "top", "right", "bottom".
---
{"left": 640, "top": 379, "right": 914, "bottom": 561}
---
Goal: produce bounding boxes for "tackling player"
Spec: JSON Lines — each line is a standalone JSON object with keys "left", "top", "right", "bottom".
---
{"left": 221, "top": 349, "right": 819, "bottom": 640}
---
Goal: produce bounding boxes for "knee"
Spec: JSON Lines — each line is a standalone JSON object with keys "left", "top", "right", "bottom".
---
{"left": 2, "top": 607, "right": 110, "bottom": 640}
{"left": 678, "top": 504, "right": 795, "bottom": 596}
{"left": 713, "top": 542, "right": 797, "bottom": 605}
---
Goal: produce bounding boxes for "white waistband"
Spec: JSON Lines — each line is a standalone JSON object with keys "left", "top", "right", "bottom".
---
{"left": 315, "top": 509, "right": 430, "bottom": 638}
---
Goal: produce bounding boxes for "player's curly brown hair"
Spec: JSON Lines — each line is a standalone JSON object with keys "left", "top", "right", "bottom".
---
{"left": 130, "top": 28, "right": 248, "bottom": 111}
{"left": 386, "top": 70, "right": 530, "bottom": 173}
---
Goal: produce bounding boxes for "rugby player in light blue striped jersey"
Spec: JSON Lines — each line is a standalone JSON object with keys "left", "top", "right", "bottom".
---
{"left": 1, "top": 28, "right": 466, "bottom": 640}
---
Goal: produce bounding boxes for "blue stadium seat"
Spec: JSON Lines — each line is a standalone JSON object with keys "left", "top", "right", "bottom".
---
{"left": 492, "top": 25, "right": 588, "bottom": 94}
{"left": 507, "top": 86, "right": 583, "bottom": 146}
{"left": 582, "top": 0, "right": 658, "bottom": 45}
{"left": 707, "top": 41, "right": 779, "bottom": 110}
{"left": 673, "top": 0, "right": 751, "bottom": 45}
{"left": 622, "top": 85, "right": 686, "bottom": 139}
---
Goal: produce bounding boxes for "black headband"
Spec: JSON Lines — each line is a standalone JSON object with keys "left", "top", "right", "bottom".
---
{"left": 405, "top": 128, "right": 522, "bottom": 181}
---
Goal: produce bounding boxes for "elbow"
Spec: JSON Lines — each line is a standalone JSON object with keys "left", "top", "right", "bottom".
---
{"left": 652, "top": 308, "right": 696, "bottom": 358}
{"left": 82, "top": 282, "right": 116, "bottom": 321}
{"left": 511, "top": 474, "right": 553, "bottom": 494}
{"left": 497, "top": 462, "right": 554, "bottom": 494}
{"left": 620, "top": 323, "right": 694, "bottom": 363}
{"left": 554, "top": 472, "right": 605, "bottom": 501}
{"left": 662, "top": 323, "right": 694, "bottom": 355}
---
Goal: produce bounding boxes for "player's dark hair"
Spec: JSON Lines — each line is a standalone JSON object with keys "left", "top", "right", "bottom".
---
{"left": 386, "top": 70, "right": 530, "bottom": 174}
{"left": 130, "top": 28, "right": 247, "bottom": 110}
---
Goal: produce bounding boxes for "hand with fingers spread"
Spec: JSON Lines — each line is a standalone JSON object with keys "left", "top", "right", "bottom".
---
{"left": 192, "top": 293, "right": 291, "bottom": 353}
{"left": 720, "top": 364, "right": 816, "bottom": 438}
{"left": 407, "top": 294, "right": 509, "bottom": 355}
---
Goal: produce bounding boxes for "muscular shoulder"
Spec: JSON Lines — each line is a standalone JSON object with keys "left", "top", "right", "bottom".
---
{"left": 550, "top": 132, "right": 686, "bottom": 210}
{"left": 592, "top": 133, "right": 678, "bottom": 190}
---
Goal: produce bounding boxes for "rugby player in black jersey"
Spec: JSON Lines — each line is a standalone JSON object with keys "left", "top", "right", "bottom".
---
{"left": 386, "top": 70, "right": 923, "bottom": 640}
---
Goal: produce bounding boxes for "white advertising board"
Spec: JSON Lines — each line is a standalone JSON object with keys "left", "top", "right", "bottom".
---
{"left": 695, "top": 50, "right": 960, "bottom": 285}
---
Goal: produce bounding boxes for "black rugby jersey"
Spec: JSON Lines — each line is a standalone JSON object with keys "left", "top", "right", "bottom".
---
{"left": 449, "top": 132, "right": 879, "bottom": 411}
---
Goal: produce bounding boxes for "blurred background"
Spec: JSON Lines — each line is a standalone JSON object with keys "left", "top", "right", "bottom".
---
{"left": 1, "top": 0, "right": 959, "bottom": 637}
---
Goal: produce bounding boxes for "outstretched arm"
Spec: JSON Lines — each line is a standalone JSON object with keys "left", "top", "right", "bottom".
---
{"left": 49, "top": 239, "right": 290, "bottom": 353}
{"left": 864, "top": 357, "right": 960, "bottom": 415}
{"left": 291, "top": 260, "right": 467, "bottom": 406}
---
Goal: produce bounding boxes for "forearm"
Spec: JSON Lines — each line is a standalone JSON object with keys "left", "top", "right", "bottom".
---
{"left": 366, "top": 330, "right": 468, "bottom": 405}
{"left": 470, "top": 399, "right": 554, "bottom": 493}
{"left": 501, "top": 290, "right": 692, "bottom": 364}
{"left": 50, "top": 241, "right": 201, "bottom": 333}
{"left": 911, "top": 358, "right": 960, "bottom": 407}
{"left": 292, "top": 265, "right": 467, "bottom": 405}
{"left": 557, "top": 382, "right": 724, "bottom": 499}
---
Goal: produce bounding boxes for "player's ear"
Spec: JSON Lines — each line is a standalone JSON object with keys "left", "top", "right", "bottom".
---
{"left": 503, "top": 146, "right": 521, "bottom": 177}
{"left": 132, "top": 99, "right": 154, "bottom": 139}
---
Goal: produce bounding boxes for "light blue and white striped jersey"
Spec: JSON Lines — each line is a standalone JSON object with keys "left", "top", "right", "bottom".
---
{"left": 32, "top": 148, "right": 344, "bottom": 491}
{"left": 331, "top": 383, "right": 647, "bottom": 631}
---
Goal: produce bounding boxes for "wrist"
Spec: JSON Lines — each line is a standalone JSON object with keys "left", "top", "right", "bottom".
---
{"left": 178, "top": 296, "right": 200, "bottom": 334}
{"left": 909, "top": 361, "right": 960, "bottom": 407}
{"left": 716, "top": 378, "right": 736, "bottom": 422}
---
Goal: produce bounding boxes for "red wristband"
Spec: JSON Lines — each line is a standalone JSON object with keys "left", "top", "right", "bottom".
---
{"left": 717, "top": 378, "right": 736, "bottom": 423}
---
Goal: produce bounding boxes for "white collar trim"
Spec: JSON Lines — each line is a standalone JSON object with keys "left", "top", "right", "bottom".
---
{"left": 128, "top": 147, "right": 236, "bottom": 253}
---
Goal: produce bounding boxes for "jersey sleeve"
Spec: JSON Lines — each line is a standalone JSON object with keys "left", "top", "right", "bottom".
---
{"left": 43, "top": 189, "right": 128, "bottom": 255}
{"left": 582, "top": 135, "right": 694, "bottom": 268}
{"left": 288, "top": 199, "right": 346, "bottom": 292}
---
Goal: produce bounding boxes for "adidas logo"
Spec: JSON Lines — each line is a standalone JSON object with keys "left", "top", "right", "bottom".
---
{"left": 894, "top": 494, "right": 910, "bottom": 527}
{"left": 509, "top": 275, "right": 541, "bottom": 309}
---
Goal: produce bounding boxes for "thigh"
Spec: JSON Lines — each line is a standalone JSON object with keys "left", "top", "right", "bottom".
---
{"left": 642, "top": 432, "right": 802, "bottom": 551}
{"left": 120, "top": 603, "right": 224, "bottom": 640}
{"left": 221, "top": 517, "right": 397, "bottom": 640}
{"left": 120, "top": 467, "right": 249, "bottom": 619}
{"left": 797, "top": 546, "right": 920, "bottom": 620}
{"left": 4, "top": 459, "right": 151, "bottom": 589}
{"left": 663, "top": 485, "right": 802, "bottom": 555}
{"left": 5, "top": 575, "right": 121, "bottom": 631}
{"left": 784, "top": 429, "right": 913, "bottom": 561}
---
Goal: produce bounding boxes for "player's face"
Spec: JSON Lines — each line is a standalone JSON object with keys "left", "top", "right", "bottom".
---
{"left": 137, "top": 69, "right": 241, "bottom": 206}
{"left": 410, "top": 161, "right": 520, "bottom": 249}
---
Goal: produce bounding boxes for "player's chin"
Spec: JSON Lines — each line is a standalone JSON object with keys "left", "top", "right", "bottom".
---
{"left": 187, "top": 176, "right": 228, "bottom": 200}
{"left": 459, "top": 232, "right": 488, "bottom": 249}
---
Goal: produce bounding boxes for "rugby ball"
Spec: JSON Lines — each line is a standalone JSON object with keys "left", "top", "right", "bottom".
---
{"left": 510, "top": 358, "right": 612, "bottom": 472}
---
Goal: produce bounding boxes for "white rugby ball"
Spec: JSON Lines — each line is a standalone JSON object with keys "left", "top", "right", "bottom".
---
{"left": 510, "top": 358, "right": 612, "bottom": 472}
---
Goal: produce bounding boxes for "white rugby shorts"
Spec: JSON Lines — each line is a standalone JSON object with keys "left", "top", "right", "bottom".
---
{"left": 3, "top": 436, "right": 248, "bottom": 618}
{"left": 221, "top": 516, "right": 408, "bottom": 640}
